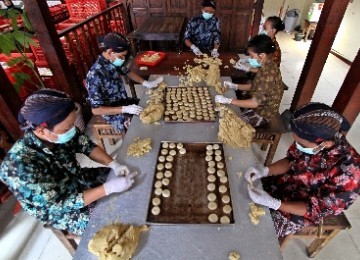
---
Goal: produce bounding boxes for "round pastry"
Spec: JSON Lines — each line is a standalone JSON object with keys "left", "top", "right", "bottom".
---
{"left": 158, "top": 156, "right": 166, "bottom": 162}
{"left": 166, "top": 155, "right": 174, "bottom": 162}
{"left": 213, "top": 144, "right": 220, "bottom": 150}
{"left": 217, "top": 170, "right": 225, "bottom": 177}
{"left": 154, "top": 180, "right": 162, "bottom": 188}
{"left": 154, "top": 188, "right": 162, "bottom": 196}
{"left": 169, "top": 143, "right": 176, "bottom": 149}
{"left": 205, "top": 155, "right": 213, "bottom": 162}
{"left": 222, "top": 195, "right": 231, "bottom": 204}
{"left": 160, "top": 149, "right": 168, "bottom": 155}
{"left": 179, "top": 148, "right": 186, "bottom": 155}
{"left": 157, "top": 164, "right": 164, "bottom": 171}
{"left": 162, "top": 142, "right": 169, "bottom": 148}
{"left": 207, "top": 183, "right": 216, "bottom": 192}
{"left": 215, "top": 155, "right": 222, "bottom": 162}
{"left": 151, "top": 206, "right": 161, "bottom": 215}
{"left": 207, "top": 193, "right": 217, "bottom": 202}
{"left": 152, "top": 197, "right": 161, "bottom": 206}
{"left": 162, "top": 189, "right": 171, "bottom": 198}
{"left": 207, "top": 167, "right": 216, "bottom": 174}
{"left": 156, "top": 172, "right": 164, "bottom": 179}
{"left": 162, "top": 178, "right": 170, "bottom": 186}
{"left": 176, "top": 143, "right": 184, "bottom": 149}
{"left": 164, "top": 170, "right": 172, "bottom": 178}
{"left": 207, "top": 175, "right": 216, "bottom": 182}
{"left": 208, "top": 161, "right": 216, "bottom": 167}
{"left": 215, "top": 150, "right": 222, "bottom": 156}
{"left": 219, "top": 185, "right": 227, "bottom": 193}
{"left": 164, "top": 117, "right": 170, "bottom": 121}
{"left": 208, "top": 213, "right": 218, "bottom": 223}
{"left": 206, "top": 150, "right": 214, "bottom": 156}
{"left": 171, "top": 115, "right": 178, "bottom": 120}
{"left": 208, "top": 201, "right": 218, "bottom": 210}
{"left": 223, "top": 205, "right": 232, "bottom": 214}
{"left": 165, "top": 162, "right": 172, "bottom": 169}
{"left": 217, "top": 162, "right": 224, "bottom": 169}
{"left": 169, "top": 150, "right": 177, "bottom": 156}
{"left": 206, "top": 145, "right": 213, "bottom": 151}
{"left": 220, "top": 176, "right": 228, "bottom": 184}
{"left": 220, "top": 216, "right": 230, "bottom": 224}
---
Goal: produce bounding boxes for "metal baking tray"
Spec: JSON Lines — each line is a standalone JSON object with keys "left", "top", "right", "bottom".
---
{"left": 146, "top": 141, "right": 234, "bottom": 224}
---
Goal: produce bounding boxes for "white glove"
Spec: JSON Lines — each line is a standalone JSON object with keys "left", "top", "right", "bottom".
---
{"left": 108, "top": 160, "right": 130, "bottom": 176}
{"left": 191, "top": 44, "right": 203, "bottom": 56}
{"left": 224, "top": 80, "right": 238, "bottom": 90}
{"left": 211, "top": 49, "right": 219, "bottom": 57}
{"left": 142, "top": 76, "right": 163, "bottom": 89}
{"left": 234, "top": 62, "right": 250, "bottom": 72}
{"left": 103, "top": 172, "right": 137, "bottom": 195}
{"left": 215, "top": 95, "right": 232, "bottom": 104}
{"left": 248, "top": 186, "right": 281, "bottom": 210}
{"left": 122, "top": 104, "right": 143, "bottom": 115}
{"left": 237, "top": 56, "right": 250, "bottom": 64}
{"left": 245, "top": 166, "right": 269, "bottom": 183}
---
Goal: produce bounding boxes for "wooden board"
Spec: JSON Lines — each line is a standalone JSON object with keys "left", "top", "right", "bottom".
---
{"left": 146, "top": 142, "right": 234, "bottom": 224}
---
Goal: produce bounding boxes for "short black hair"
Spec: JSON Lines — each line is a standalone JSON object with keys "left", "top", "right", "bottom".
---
{"left": 266, "top": 16, "right": 285, "bottom": 34}
{"left": 247, "top": 34, "right": 276, "bottom": 54}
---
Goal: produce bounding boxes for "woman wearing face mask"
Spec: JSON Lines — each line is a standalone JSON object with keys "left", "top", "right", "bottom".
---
{"left": 244, "top": 102, "right": 360, "bottom": 238}
{"left": 184, "top": 0, "right": 221, "bottom": 57}
{"left": 215, "top": 34, "right": 283, "bottom": 127}
{"left": 0, "top": 89, "right": 137, "bottom": 236}
{"left": 86, "top": 32, "right": 163, "bottom": 131}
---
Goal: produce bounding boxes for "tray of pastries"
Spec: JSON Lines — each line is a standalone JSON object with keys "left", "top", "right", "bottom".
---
{"left": 146, "top": 141, "right": 234, "bottom": 224}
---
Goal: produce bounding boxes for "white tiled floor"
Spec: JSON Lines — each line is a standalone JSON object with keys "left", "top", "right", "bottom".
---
{"left": 0, "top": 32, "right": 359, "bottom": 260}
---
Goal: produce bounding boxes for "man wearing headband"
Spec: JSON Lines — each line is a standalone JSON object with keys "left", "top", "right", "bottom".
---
{"left": 244, "top": 103, "right": 360, "bottom": 237}
{"left": 184, "top": 0, "right": 221, "bottom": 57}
{"left": 86, "top": 32, "right": 163, "bottom": 131}
{"left": 0, "top": 89, "right": 137, "bottom": 236}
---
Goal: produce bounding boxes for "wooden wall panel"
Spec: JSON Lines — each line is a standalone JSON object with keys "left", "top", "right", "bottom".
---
{"left": 229, "top": 12, "right": 252, "bottom": 51}
{"left": 167, "top": 0, "right": 191, "bottom": 17}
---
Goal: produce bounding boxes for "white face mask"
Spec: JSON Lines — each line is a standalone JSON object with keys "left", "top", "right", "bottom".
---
{"left": 295, "top": 141, "right": 325, "bottom": 155}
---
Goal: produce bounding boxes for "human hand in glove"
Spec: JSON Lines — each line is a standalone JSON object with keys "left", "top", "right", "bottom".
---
{"left": 234, "top": 62, "right": 250, "bottom": 72}
{"left": 191, "top": 44, "right": 203, "bottom": 56}
{"left": 248, "top": 186, "right": 281, "bottom": 210}
{"left": 122, "top": 104, "right": 143, "bottom": 115}
{"left": 103, "top": 172, "right": 137, "bottom": 195}
{"left": 108, "top": 160, "right": 130, "bottom": 176}
{"left": 224, "top": 81, "right": 238, "bottom": 90}
{"left": 237, "top": 56, "right": 250, "bottom": 64}
{"left": 215, "top": 95, "right": 232, "bottom": 104}
{"left": 211, "top": 49, "right": 219, "bottom": 57}
{"left": 245, "top": 165, "right": 269, "bottom": 183}
{"left": 142, "top": 76, "right": 164, "bottom": 89}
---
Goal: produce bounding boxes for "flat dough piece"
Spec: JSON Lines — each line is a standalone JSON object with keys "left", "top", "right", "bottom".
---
{"left": 179, "top": 148, "right": 186, "bottom": 154}
{"left": 217, "top": 170, "right": 225, "bottom": 177}
{"left": 151, "top": 206, "right": 161, "bottom": 215}
{"left": 223, "top": 205, "right": 232, "bottom": 214}
{"left": 206, "top": 150, "right": 214, "bottom": 156}
{"left": 154, "top": 188, "right": 162, "bottom": 196}
{"left": 165, "top": 162, "right": 172, "bottom": 169}
{"left": 166, "top": 155, "right": 174, "bottom": 162}
{"left": 207, "top": 193, "right": 217, "bottom": 202}
{"left": 217, "top": 162, "right": 224, "bottom": 169}
{"left": 161, "top": 149, "right": 168, "bottom": 155}
{"left": 157, "top": 164, "right": 164, "bottom": 171}
{"left": 152, "top": 197, "right": 161, "bottom": 206}
{"left": 215, "top": 150, "right": 222, "bottom": 156}
{"left": 169, "top": 150, "right": 177, "bottom": 156}
{"left": 208, "top": 161, "right": 216, "bottom": 167}
{"left": 220, "top": 216, "right": 230, "bottom": 224}
{"left": 219, "top": 185, "right": 228, "bottom": 193}
{"left": 206, "top": 145, "right": 213, "bottom": 150}
{"left": 162, "top": 189, "right": 171, "bottom": 198}
{"left": 169, "top": 143, "right": 176, "bottom": 149}
{"left": 207, "top": 175, "right": 216, "bottom": 182}
{"left": 215, "top": 155, "right": 222, "bottom": 162}
{"left": 205, "top": 155, "right": 213, "bottom": 162}
{"left": 158, "top": 156, "right": 166, "bottom": 162}
{"left": 162, "top": 142, "right": 169, "bottom": 148}
{"left": 222, "top": 195, "right": 231, "bottom": 204}
{"left": 154, "top": 180, "right": 162, "bottom": 188}
{"left": 162, "top": 178, "right": 170, "bottom": 186}
{"left": 213, "top": 144, "right": 220, "bottom": 149}
{"left": 156, "top": 172, "right": 164, "bottom": 179}
{"left": 229, "top": 251, "right": 240, "bottom": 260}
{"left": 176, "top": 143, "right": 183, "bottom": 149}
{"left": 164, "top": 170, "right": 172, "bottom": 178}
{"left": 207, "top": 183, "right": 216, "bottom": 191}
{"left": 207, "top": 167, "right": 216, "bottom": 174}
{"left": 220, "top": 176, "right": 228, "bottom": 184}
{"left": 208, "top": 201, "right": 218, "bottom": 210}
{"left": 208, "top": 213, "right": 218, "bottom": 223}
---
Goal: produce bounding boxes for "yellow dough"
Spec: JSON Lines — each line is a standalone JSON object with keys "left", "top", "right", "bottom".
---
{"left": 166, "top": 155, "right": 174, "bottom": 162}
{"left": 206, "top": 150, "right": 214, "bottom": 156}
{"left": 165, "top": 162, "right": 172, "bottom": 169}
{"left": 140, "top": 104, "right": 164, "bottom": 124}
{"left": 213, "top": 144, "right": 220, "bottom": 150}
{"left": 127, "top": 137, "right": 152, "bottom": 157}
{"left": 208, "top": 201, "right": 218, "bottom": 210}
{"left": 154, "top": 188, "right": 162, "bottom": 196}
{"left": 228, "top": 251, "right": 240, "bottom": 260}
{"left": 156, "top": 172, "right": 164, "bottom": 179}
{"left": 207, "top": 193, "right": 217, "bottom": 202}
{"left": 207, "top": 175, "right": 216, "bottom": 182}
{"left": 157, "top": 164, "right": 164, "bottom": 171}
{"left": 152, "top": 197, "right": 161, "bottom": 206}
{"left": 219, "top": 185, "right": 228, "bottom": 193}
{"left": 158, "top": 156, "right": 166, "bottom": 162}
{"left": 179, "top": 148, "right": 186, "bottom": 155}
{"left": 249, "top": 202, "right": 266, "bottom": 225}
{"left": 207, "top": 167, "right": 216, "bottom": 174}
{"left": 222, "top": 195, "right": 230, "bottom": 204}
{"left": 161, "top": 149, "right": 168, "bottom": 155}
{"left": 151, "top": 206, "right": 161, "bottom": 215}
{"left": 217, "top": 162, "right": 224, "bottom": 169}
{"left": 220, "top": 176, "right": 228, "bottom": 184}
{"left": 220, "top": 216, "right": 230, "bottom": 224}
{"left": 162, "top": 189, "right": 171, "bottom": 198}
{"left": 223, "top": 205, "right": 232, "bottom": 214}
{"left": 169, "top": 150, "right": 177, "bottom": 156}
{"left": 162, "top": 178, "right": 170, "bottom": 186}
{"left": 164, "top": 170, "right": 172, "bottom": 178}
{"left": 205, "top": 155, "right": 213, "bottom": 162}
{"left": 208, "top": 213, "right": 219, "bottom": 223}
{"left": 207, "top": 183, "right": 216, "bottom": 192}
{"left": 88, "top": 223, "right": 148, "bottom": 260}
{"left": 217, "top": 170, "right": 225, "bottom": 177}
{"left": 215, "top": 155, "right": 222, "bottom": 162}
{"left": 154, "top": 180, "right": 162, "bottom": 188}
{"left": 208, "top": 161, "right": 216, "bottom": 167}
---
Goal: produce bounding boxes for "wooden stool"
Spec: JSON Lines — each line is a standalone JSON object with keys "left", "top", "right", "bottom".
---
{"left": 88, "top": 115, "right": 125, "bottom": 151}
{"left": 279, "top": 213, "right": 351, "bottom": 258}
{"left": 252, "top": 112, "right": 287, "bottom": 166}
{"left": 44, "top": 225, "right": 79, "bottom": 257}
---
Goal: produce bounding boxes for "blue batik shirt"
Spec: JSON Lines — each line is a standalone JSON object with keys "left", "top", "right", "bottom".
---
{"left": 0, "top": 130, "right": 108, "bottom": 236}
{"left": 184, "top": 14, "right": 221, "bottom": 51}
{"left": 86, "top": 55, "right": 130, "bottom": 131}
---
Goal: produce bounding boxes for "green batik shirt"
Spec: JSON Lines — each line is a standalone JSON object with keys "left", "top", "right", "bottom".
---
{"left": 0, "top": 130, "right": 108, "bottom": 235}
{"left": 251, "top": 58, "right": 283, "bottom": 121}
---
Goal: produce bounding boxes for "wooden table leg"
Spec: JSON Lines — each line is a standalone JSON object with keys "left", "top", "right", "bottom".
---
{"left": 306, "top": 229, "right": 340, "bottom": 258}
{"left": 264, "top": 133, "right": 281, "bottom": 166}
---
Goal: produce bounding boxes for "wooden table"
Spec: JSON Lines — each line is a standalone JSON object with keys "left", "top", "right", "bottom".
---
{"left": 73, "top": 76, "right": 282, "bottom": 260}
{"left": 128, "top": 16, "right": 186, "bottom": 53}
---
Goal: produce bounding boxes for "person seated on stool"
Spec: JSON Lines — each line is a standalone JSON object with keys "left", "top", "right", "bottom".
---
{"left": 86, "top": 32, "right": 163, "bottom": 132}
{"left": 215, "top": 35, "right": 283, "bottom": 128}
{"left": 0, "top": 89, "right": 137, "bottom": 236}
{"left": 245, "top": 102, "right": 360, "bottom": 238}
{"left": 184, "top": 0, "right": 220, "bottom": 57}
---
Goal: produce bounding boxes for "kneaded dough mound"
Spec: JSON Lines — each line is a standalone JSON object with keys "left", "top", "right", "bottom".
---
{"left": 248, "top": 202, "right": 266, "bottom": 225}
{"left": 88, "top": 223, "right": 148, "bottom": 260}
{"left": 127, "top": 137, "right": 152, "bottom": 157}
{"left": 217, "top": 106, "right": 255, "bottom": 148}
{"left": 229, "top": 251, "right": 240, "bottom": 260}
{"left": 140, "top": 104, "right": 164, "bottom": 124}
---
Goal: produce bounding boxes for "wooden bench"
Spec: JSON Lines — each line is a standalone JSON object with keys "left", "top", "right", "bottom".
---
{"left": 279, "top": 212, "right": 351, "bottom": 258}
{"left": 252, "top": 112, "right": 287, "bottom": 166}
{"left": 87, "top": 115, "right": 125, "bottom": 151}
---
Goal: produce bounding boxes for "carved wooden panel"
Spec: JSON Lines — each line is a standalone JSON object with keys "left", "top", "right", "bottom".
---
{"left": 229, "top": 11, "right": 252, "bottom": 51}
{"left": 167, "top": 0, "right": 191, "bottom": 17}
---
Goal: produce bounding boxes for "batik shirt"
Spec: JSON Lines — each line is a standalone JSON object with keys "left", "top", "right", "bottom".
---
{"left": 86, "top": 55, "right": 130, "bottom": 131}
{"left": 272, "top": 37, "right": 281, "bottom": 67}
{"left": 0, "top": 130, "right": 108, "bottom": 236}
{"left": 250, "top": 58, "right": 283, "bottom": 121}
{"left": 264, "top": 137, "right": 360, "bottom": 232}
{"left": 184, "top": 14, "right": 221, "bottom": 51}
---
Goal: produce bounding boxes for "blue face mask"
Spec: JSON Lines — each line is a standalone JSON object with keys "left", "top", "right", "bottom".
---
{"left": 48, "top": 126, "right": 77, "bottom": 144}
{"left": 248, "top": 58, "right": 262, "bottom": 68}
{"left": 295, "top": 141, "right": 325, "bottom": 155}
{"left": 259, "top": 29, "right": 268, "bottom": 35}
{"left": 202, "top": 12, "right": 213, "bottom": 20}
{"left": 112, "top": 57, "right": 125, "bottom": 67}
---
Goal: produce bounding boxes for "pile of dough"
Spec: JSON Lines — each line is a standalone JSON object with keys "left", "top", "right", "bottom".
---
{"left": 140, "top": 104, "right": 164, "bottom": 124}
{"left": 127, "top": 137, "right": 152, "bottom": 157}
{"left": 248, "top": 202, "right": 266, "bottom": 225}
{"left": 88, "top": 223, "right": 148, "bottom": 260}
{"left": 217, "top": 106, "right": 255, "bottom": 148}
{"left": 146, "top": 81, "right": 167, "bottom": 106}
{"left": 228, "top": 251, "right": 240, "bottom": 260}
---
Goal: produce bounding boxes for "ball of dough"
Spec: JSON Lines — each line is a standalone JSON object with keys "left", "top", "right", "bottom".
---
{"left": 207, "top": 167, "right": 216, "bottom": 174}
{"left": 161, "top": 149, "right": 168, "bottom": 155}
{"left": 215, "top": 155, "right": 222, "bottom": 162}
{"left": 215, "top": 150, "right": 222, "bottom": 156}
{"left": 176, "top": 143, "right": 183, "bottom": 149}
{"left": 151, "top": 206, "right": 161, "bottom": 215}
{"left": 222, "top": 195, "right": 231, "bottom": 204}
{"left": 217, "top": 162, "right": 224, "bottom": 169}
{"left": 208, "top": 161, "right": 216, "bottom": 167}
{"left": 208, "top": 213, "right": 218, "bottom": 223}
{"left": 213, "top": 144, "right": 220, "bottom": 150}
{"left": 154, "top": 188, "right": 162, "bottom": 196}
{"left": 165, "top": 162, "right": 172, "bottom": 169}
{"left": 154, "top": 180, "right": 162, "bottom": 188}
{"left": 158, "top": 156, "right": 166, "bottom": 162}
{"left": 207, "top": 193, "right": 217, "bottom": 202}
{"left": 166, "top": 155, "right": 174, "bottom": 162}
{"left": 217, "top": 170, "right": 225, "bottom": 177}
{"left": 219, "top": 185, "right": 228, "bottom": 193}
{"left": 169, "top": 143, "right": 176, "bottom": 149}
{"left": 152, "top": 197, "right": 161, "bottom": 206}
{"left": 205, "top": 155, "right": 213, "bottom": 162}
{"left": 223, "top": 205, "right": 232, "bottom": 214}
{"left": 208, "top": 201, "right": 218, "bottom": 210}
{"left": 162, "top": 178, "right": 170, "bottom": 186}
{"left": 220, "top": 176, "right": 228, "bottom": 184}
{"left": 162, "top": 142, "right": 169, "bottom": 148}
{"left": 169, "top": 150, "right": 177, "bottom": 156}
{"left": 206, "top": 145, "right": 213, "bottom": 151}
{"left": 162, "top": 189, "right": 171, "bottom": 198}
{"left": 179, "top": 148, "right": 186, "bottom": 155}
{"left": 206, "top": 150, "right": 214, "bottom": 156}
{"left": 157, "top": 164, "right": 164, "bottom": 171}
{"left": 207, "top": 175, "right": 216, "bottom": 182}
{"left": 164, "top": 170, "right": 172, "bottom": 178}
{"left": 207, "top": 183, "right": 216, "bottom": 192}
{"left": 220, "top": 216, "right": 230, "bottom": 224}
{"left": 156, "top": 172, "right": 164, "bottom": 179}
